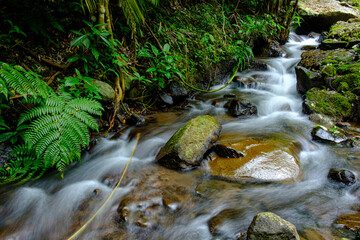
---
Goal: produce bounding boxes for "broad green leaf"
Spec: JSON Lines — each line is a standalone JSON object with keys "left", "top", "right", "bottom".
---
{"left": 150, "top": 44, "right": 159, "bottom": 56}
{"left": 65, "top": 77, "right": 80, "bottom": 86}
{"left": 164, "top": 72, "right": 171, "bottom": 79}
{"left": 146, "top": 68, "right": 156, "bottom": 73}
{"left": 165, "top": 56, "right": 173, "bottom": 63}
{"left": 91, "top": 48, "right": 100, "bottom": 61}
{"left": 66, "top": 55, "right": 81, "bottom": 63}
{"left": 82, "top": 37, "right": 91, "bottom": 49}
{"left": 70, "top": 35, "right": 87, "bottom": 47}
{"left": 163, "top": 43, "right": 170, "bottom": 53}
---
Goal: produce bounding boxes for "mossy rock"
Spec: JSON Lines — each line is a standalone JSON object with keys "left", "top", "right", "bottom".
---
{"left": 337, "top": 63, "right": 360, "bottom": 74}
{"left": 321, "top": 64, "right": 337, "bottom": 77}
{"left": 304, "top": 89, "right": 353, "bottom": 120}
{"left": 298, "top": 49, "right": 354, "bottom": 72}
{"left": 156, "top": 115, "right": 222, "bottom": 170}
{"left": 332, "top": 73, "right": 360, "bottom": 94}
{"left": 247, "top": 212, "right": 300, "bottom": 240}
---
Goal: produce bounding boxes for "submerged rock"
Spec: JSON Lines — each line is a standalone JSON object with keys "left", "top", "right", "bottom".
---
{"left": 208, "top": 208, "right": 244, "bottom": 236}
{"left": 116, "top": 166, "right": 196, "bottom": 230}
{"left": 328, "top": 168, "right": 356, "bottom": 186}
{"left": 156, "top": 115, "right": 222, "bottom": 170}
{"left": 208, "top": 134, "right": 302, "bottom": 182}
{"left": 247, "top": 212, "right": 300, "bottom": 240}
{"left": 226, "top": 99, "right": 257, "bottom": 117}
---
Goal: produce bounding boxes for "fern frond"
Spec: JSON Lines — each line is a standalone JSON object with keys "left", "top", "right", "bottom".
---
{"left": 64, "top": 109, "right": 99, "bottom": 130}
{"left": 18, "top": 106, "right": 63, "bottom": 126}
{"left": 0, "top": 62, "right": 54, "bottom": 100}
{"left": 17, "top": 93, "right": 102, "bottom": 174}
{"left": 67, "top": 97, "right": 103, "bottom": 115}
{"left": 61, "top": 113, "right": 90, "bottom": 145}
{"left": 34, "top": 131, "right": 60, "bottom": 156}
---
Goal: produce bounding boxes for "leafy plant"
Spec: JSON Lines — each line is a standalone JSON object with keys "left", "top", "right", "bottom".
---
{"left": 0, "top": 20, "right": 27, "bottom": 44}
{"left": 59, "top": 69, "right": 102, "bottom": 100}
{"left": 18, "top": 92, "right": 103, "bottom": 173}
{"left": 134, "top": 42, "right": 184, "bottom": 88}
{"left": 0, "top": 63, "right": 103, "bottom": 184}
{"left": 67, "top": 21, "right": 126, "bottom": 75}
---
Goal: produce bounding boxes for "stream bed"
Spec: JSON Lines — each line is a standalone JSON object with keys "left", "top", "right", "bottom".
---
{"left": 1, "top": 33, "right": 360, "bottom": 240}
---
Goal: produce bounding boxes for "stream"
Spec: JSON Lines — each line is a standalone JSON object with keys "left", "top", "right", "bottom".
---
{"left": 1, "top": 33, "right": 360, "bottom": 240}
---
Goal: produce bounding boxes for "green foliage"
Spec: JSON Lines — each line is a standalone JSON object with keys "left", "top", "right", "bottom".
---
{"left": 0, "top": 145, "right": 46, "bottom": 185}
{"left": 0, "top": 64, "right": 103, "bottom": 185}
{"left": 0, "top": 62, "right": 52, "bottom": 100}
{"left": 59, "top": 69, "right": 102, "bottom": 100}
{"left": 134, "top": 43, "right": 185, "bottom": 88}
{"left": 67, "top": 21, "right": 128, "bottom": 79}
{"left": 0, "top": 20, "right": 27, "bottom": 45}
{"left": 235, "top": 14, "right": 282, "bottom": 43}
{"left": 18, "top": 93, "right": 102, "bottom": 172}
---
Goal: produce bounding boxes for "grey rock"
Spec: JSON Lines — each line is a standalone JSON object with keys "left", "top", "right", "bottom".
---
{"left": 295, "top": 66, "right": 323, "bottom": 94}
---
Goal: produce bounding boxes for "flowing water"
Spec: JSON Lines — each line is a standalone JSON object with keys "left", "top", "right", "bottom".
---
{"left": 1, "top": 34, "right": 360, "bottom": 240}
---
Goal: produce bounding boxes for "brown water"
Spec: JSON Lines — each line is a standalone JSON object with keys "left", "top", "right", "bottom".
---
{"left": 1, "top": 33, "right": 360, "bottom": 240}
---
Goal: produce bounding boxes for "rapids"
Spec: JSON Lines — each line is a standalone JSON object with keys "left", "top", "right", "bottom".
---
{"left": 1, "top": 33, "right": 359, "bottom": 240}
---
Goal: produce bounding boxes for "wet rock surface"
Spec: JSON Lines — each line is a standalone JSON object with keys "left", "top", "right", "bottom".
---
{"left": 214, "top": 144, "right": 244, "bottom": 158}
{"left": 156, "top": 115, "right": 222, "bottom": 170}
{"left": 116, "top": 166, "right": 198, "bottom": 231}
{"left": 328, "top": 168, "right": 356, "bottom": 186}
{"left": 226, "top": 99, "right": 257, "bottom": 117}
{"left": 247, "top": 212, "right": 300, "bottom": 240}
{"left": 311, "top": 125, "right": 348, "bottom": 143}
{"left": 295, "top": 66, "right": 323, "bottom": 94}
{"left": 208, "top": 134, "right": 302, "bottom": 182}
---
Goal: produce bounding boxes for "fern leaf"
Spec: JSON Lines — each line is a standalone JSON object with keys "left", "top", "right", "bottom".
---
{"left": 0, "top": 132, "right": 17, "bottom": 143}
{"left": 18, "top": 106, "right": 63, "bottom": 126}
{"left": 64, "top": 108, "right": 99, "bottom": 130}
{"left": 67, "top": 97, "right": 103, "bottom": 115}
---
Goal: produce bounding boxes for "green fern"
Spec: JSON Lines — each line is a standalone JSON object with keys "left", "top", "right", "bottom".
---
{"left": 0, "top": 63, "right": 104, "bottom": 184}
{"left": 20, "top": 94, "right": 103, "bottom": 172}
{"left": 0, "top": 62, "right": 53, "bottom": 99}
{"left": 0, "top": 145, "right": 47, "bottom": 185}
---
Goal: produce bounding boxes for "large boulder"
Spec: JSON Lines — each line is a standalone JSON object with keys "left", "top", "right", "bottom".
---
{"left": 156, "top": 115, "right": 222, "bottom": 170}
{"left": 295, "top": 66, "right": 323, "bottom": 94}
{"left": 247, "top": 212, "right": 300, "bottom": 240}
{"left": 297, "top": 0, "right": 360, "bottom": 33}
{"left": 208, "top": 134, "right": 302, "bottom": 182}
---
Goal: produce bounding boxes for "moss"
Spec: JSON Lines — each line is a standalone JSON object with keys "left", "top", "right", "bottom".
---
{"left": 332, "top": 73, "right": 360, "bottom": 93}
{"left": 305, "top": 89, "right": 353, "bottom": 119}
{"left": 321, "top": 64, "right": 336, "bottom": 77}
{"left": 321, "top": 59, "right": 338, "bottom": 65}
{"left": 337, "top": 63, "right": 360, "bottom": 74}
